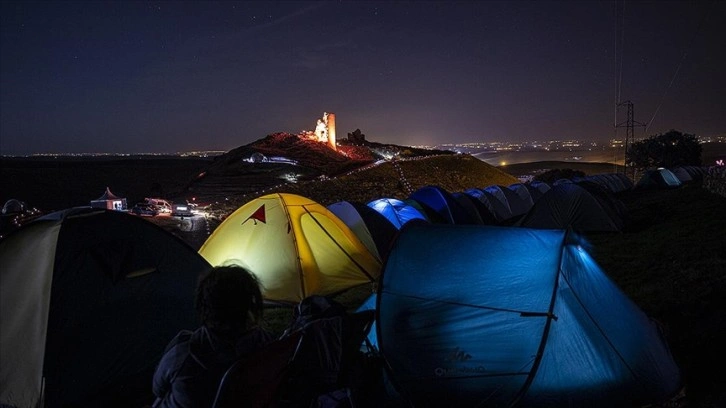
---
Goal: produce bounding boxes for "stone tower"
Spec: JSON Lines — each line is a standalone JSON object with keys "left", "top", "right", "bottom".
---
{"left": 326, "top": 112, "right": 337, "bottom": 151}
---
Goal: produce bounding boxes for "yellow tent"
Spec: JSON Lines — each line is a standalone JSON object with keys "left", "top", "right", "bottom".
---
{"left": 199, "top": 193, "right": 381, "bottom": 303}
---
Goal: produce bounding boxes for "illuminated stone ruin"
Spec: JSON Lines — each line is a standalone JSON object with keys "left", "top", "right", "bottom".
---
{"left": 300, "top": 111, "right": 337, "bottom": 151}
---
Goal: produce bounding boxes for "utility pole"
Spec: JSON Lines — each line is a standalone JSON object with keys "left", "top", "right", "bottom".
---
{"left": 615, "top": 100, "right": 646, "bottom": 180}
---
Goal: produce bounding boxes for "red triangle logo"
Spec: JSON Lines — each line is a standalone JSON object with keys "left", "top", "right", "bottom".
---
{"left": 244, "top": 204, "right": 266, "bottom": 225}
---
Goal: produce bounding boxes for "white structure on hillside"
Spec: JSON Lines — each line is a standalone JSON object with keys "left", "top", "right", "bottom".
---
{"left": 301, "top": 111, "right": 337, "bottom": 151}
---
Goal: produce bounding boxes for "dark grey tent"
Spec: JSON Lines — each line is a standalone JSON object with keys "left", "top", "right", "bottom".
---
{"left": 669, "top": 167, "right": 693, "bottom": 183}
{"left": 636, "top": 168, "right": 682, "bottom": 189}
{"left": 670, "top": 166, "right": 706, "bottom": 183}
{"left": 1, "top": 207, "right": 211, "bottom": 408}
{"left": 485, "top": 185, "right": 530, "bottom": 220}
{"left": 524, "top": 181, "right": 550, "bottom": 202}
{"left": 518, "top": 183, "right": 625, "bottom": 232}
{"left": 507, "top": 183, "right": 535, "bottom": 212}
{"left": 452, "top": 192, "right": 498, "bottom": 225}
{"left": 465, "top": 188, "right": 514, "bottom": 223}
{"left": 575, "top": 180, "right": 629, "bottom": 220}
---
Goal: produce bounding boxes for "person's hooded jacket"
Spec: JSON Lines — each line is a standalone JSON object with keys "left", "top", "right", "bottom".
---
{"left": 152, "top": 325, "right": 273, "bottom": 408}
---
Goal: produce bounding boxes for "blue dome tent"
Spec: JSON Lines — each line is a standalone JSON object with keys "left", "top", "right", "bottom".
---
{"left": 376, "top": 224, "right": 681, "bottom": 407}
{"left": 367, "top": 198, "right": 428, "bottom": 230}
{"left": 409, "top": 185, "right": 475, "bottom": 225}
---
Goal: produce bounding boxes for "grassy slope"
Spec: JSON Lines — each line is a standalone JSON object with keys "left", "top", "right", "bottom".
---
{"left": 208, "top": 155, "right": 519, "bottom": 215}
{"left": 586, "top": 185, "right": 726, "bottom": 407}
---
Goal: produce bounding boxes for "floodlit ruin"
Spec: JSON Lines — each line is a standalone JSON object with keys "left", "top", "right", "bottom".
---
{"left": 299, "top": 111, "right": 337, "bottom": 151}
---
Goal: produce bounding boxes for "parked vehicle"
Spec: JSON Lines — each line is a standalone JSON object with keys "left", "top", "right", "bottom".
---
{"left": 145, "top": 198, "right": 172, "bottom": 213}
{"left": 171, "top": 203, "right": 194, "bottom": 217}
{"left": 131, "top": 203, "right": 158, "bottom": 216}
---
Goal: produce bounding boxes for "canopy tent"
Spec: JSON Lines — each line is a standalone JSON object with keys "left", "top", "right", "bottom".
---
{"left": 0, "top": 207, "right": 209, "bottom": 408}
{"left": 199, "top": 193, "right": 381, "bottom": 303}
{"left": 377, "top": 224, "right": 681, "bottom": 407}
{"left": 89, "top": 187, "right": 127, "bottom": 211}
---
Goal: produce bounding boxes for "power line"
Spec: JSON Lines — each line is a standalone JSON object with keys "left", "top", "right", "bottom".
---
{"left": 615, "top": 0, "right": 625, "bottom": 123}
{"left": 645, "top": 0, "right": 715, "bottom": 133}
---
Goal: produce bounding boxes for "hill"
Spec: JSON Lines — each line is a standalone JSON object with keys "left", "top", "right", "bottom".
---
{"left": 199, "top": 154, "right": 519, "bottom": 219}
{"left": 185, "top": 132, "right": 457, "bottom": 203}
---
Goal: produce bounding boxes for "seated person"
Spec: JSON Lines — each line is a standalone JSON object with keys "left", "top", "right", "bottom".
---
{"left": 152, "top": 265, "right": 273, "bottom": 407}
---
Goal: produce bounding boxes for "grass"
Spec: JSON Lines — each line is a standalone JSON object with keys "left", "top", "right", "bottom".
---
{"left": 585, "top": 184, "right": 726, "bottom": 407}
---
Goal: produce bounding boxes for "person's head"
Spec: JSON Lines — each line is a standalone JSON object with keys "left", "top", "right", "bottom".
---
{"left": 195, "top": 265, "right": 265, "bottom": 334}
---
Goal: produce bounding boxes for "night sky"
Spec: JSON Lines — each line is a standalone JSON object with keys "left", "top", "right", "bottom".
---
{"left": 1, "top": 1, "right": 724, "bottom": 155}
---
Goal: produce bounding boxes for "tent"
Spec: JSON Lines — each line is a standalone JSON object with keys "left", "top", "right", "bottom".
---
{"left": 451, "top": 192, "right": 498, "bottom": 225}
{"left": 377, "top": 224, "right": 681, "bottom": 407}
{"left": 327, "top": 201, "right": 382, "bottom": 261}
{"left": 409, "top": 186, "right": 476, "bottom": 225}
{"left": 585, "top": 173, "right": 632, "bottom": 194}
{"left": 464, "top": 188, "right": 513, "bottom": 223}
{"left": 0, "top": 207, "right": 210, "bottom": 408}
{"left": 90, "top": 186, "right": 127, "bottom": 211}
{"left": 507, "top": 183, "right": 535, "bottom": 212}
{"left": 575, "top": 180, "right": 628, "bottom": 219}
{"left": 404, "top": 198, "right": 446, "bottom": 224}
{"left": 518, "top": 183, "right": 624, "bottom": 232}
{"left": 669, "top": 167, "right": 693, "bottom": 183}
{"left": 669, "top": 166, "right": 705, "bottom": 183}
{"left": 367, "top": 198, "right": 428, "bottom": 230}
{"left": 484, "top": 185, "right": 530, "bottom": 220}
{"left": 524, "top": 181, "right": 550, "bottom": 202}
{"left": 198, "top": 193, "right": 381, "bottom": 303}
{"left": 346, "top": 201, "right": 399, "bottom": 263}
{"left": 2, "top": 198, "right": 27, "bottom": 215}
{"left": 528, "top": 180, "right": 551, "bottom": 196}
{"left": 356, "top": 293, "right": 379, "bottom": 352}
{"left": 679, "top": 165, "right": 706, "bottom": 181}
{"left": 636, "top": 168, "right": 682, "bottom": 189}
{"left": 613, "top": 172, "right": 635, "bottom": 190}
